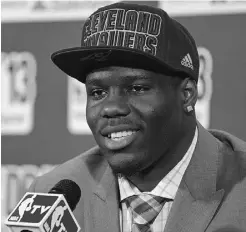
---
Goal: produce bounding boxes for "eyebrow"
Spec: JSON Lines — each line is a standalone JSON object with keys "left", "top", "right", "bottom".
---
{"left": 85, "top": 74, "right": 152, "bottom": 85}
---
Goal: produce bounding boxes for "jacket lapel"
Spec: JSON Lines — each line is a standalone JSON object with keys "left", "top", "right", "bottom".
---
{"left": 164, "top": 122, "right": 225, "bottom": 232}
{"left": 90, "top": 155, "right": 121, "bottom": 232}
{"left": 164, "top": 180, "right": 224, "bottom": 232}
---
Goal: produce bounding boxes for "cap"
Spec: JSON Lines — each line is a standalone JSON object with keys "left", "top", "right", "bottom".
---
{"left": 51, "top": 2, "right": 200, "bottom": 83}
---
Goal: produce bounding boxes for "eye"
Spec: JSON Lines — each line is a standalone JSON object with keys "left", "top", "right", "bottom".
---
{"left": 129, "top": 85, "right": 150, "bottom": 94}
{"left": 89, "top": 88, "right": 107, "bottom": 99}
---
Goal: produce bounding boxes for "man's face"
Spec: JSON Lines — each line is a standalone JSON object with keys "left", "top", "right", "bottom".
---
{"left": 85, "top": 66, "right": 184, "bottom": 175}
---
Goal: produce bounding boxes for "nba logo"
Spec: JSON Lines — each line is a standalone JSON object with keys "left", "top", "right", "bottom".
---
{"left": 6, "top": 193, "right": 57, "bottom": 224}
{"left": 195, "top": 47, "right": 213, "bottom": 129}
{"left": 5, "top": 192, "right": 80, "bottom": 232}
{"left": 1, "top": 52, "right": 37, "bottom": 135}
{"left": 67, "top": 77, "right": 91, "bottom": 134}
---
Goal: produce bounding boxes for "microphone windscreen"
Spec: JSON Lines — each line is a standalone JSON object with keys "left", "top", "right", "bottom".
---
{"left": 49, "top": 179, "right": 81, "bottom": 211}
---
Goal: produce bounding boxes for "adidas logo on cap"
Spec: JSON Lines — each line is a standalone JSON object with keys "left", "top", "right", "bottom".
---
{"left": 181, "top": 53, "right": 193, "bottom": 70}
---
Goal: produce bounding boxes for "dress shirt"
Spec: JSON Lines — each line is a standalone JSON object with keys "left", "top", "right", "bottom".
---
{"left": 118, "top": 127, "right": 198, "bottom": 232}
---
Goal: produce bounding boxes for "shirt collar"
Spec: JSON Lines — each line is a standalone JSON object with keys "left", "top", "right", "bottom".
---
{"left": 118, "top": 127, "right": 198, "bottom": 201}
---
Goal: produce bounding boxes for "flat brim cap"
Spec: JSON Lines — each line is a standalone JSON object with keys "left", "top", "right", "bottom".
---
{"left": 51, "top": 2, "right": 199, "bottom": 83}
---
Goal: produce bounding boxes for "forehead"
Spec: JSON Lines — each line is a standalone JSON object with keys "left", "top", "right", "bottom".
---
{"left": 85, "top": 66, "right": 161, "bottom": 85}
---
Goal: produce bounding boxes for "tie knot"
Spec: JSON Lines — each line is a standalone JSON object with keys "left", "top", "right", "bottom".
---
{"left": 125, "top": 194, "right": 168, "bottom": 226}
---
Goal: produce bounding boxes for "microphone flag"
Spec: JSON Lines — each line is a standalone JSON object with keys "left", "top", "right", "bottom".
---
{"left": 5, "top": 192, "right": 80, "bottom": 232}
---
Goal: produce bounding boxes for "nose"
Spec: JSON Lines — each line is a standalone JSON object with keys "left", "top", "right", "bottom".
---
{"left": 100, "top": 92, "right": 130, "bottom": 118}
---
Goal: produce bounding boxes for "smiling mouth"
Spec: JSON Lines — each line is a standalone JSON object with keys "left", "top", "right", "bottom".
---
{"left": 103, "top": 130, "right": 139, "bottom": 150}
{"left": 107, "top": 130, "right": 137, "bottom": 140}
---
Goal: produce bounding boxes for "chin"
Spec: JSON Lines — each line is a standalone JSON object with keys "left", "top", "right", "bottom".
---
{"left": 106, "top": 153, "right": 143, "bottom": 176}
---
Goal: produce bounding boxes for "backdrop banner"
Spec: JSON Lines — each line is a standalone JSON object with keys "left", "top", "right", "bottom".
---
{"left": 2, "top": 1, "right": 246, "bottom": 230}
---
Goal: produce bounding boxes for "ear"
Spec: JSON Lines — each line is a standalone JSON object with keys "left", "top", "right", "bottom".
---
{"left": 180, "top": 78, "right": 198, "bottom": 113}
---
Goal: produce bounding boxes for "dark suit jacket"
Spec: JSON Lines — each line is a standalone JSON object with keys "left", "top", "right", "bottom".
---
{"left": 29, "top": 122, "right": 246, "bottom": 232}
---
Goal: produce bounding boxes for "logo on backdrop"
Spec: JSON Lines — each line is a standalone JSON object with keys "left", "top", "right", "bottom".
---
{"left": 82, "top": 9, "right": 162, "bottom": 56}
{"left": 1, "top": 165, "right": 56, "bottom": 225}
{"left": 67, "top": 78, "right": 91, "bottom": 134}
{"left": 195, "top": 47, "right": 213, "bottom": 129}
{"left": 1, "top": 52, "right": 37, "bottom": 135}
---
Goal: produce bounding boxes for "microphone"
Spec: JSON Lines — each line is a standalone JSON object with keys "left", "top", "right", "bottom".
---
{"left": 4, "top": 179, "right": 81, "bottom": 232}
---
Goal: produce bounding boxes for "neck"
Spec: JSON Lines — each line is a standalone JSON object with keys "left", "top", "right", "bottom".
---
{"left": 128, "top": 119, "right": 197, "bottom": 192}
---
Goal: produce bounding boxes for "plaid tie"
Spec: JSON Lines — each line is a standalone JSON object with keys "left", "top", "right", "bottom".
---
{"left": 125, "top": 194, "right": 168, "bottom": 232}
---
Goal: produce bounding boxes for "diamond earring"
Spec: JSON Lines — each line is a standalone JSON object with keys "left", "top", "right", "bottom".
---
{"left": 186, "top": 105, "right": 193, "bottom": 112}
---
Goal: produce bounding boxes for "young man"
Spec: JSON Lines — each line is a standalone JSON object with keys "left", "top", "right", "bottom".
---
{"left": 29, "top": 2, "right": 246, "bottom": 232}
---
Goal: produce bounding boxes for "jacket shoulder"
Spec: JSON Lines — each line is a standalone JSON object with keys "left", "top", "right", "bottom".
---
{"left": 29, "top": 146, "right": 103, "bottom": 193}
{"left": 210, "top": 129, "right": 246, "bottom": 152}
{"left": 210, "top": 129, "right": 246, "bottom": 178}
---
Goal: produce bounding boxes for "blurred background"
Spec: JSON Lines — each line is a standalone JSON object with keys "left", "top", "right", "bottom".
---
{"left": 1, "top": 0, "right": 246, "bottom": 230}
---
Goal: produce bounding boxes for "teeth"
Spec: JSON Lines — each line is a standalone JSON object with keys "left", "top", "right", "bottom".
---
{"left": 110, "top": 130, "right": 136, "bottom": 139}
